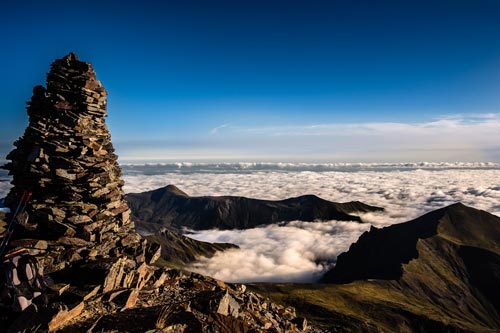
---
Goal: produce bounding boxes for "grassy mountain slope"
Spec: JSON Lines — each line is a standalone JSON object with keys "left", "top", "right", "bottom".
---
{"left": 253, "top": 203, "right": 500, "bottom": 333}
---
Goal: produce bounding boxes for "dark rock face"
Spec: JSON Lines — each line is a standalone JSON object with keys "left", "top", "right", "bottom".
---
{"left": 322, "top": 207, "right": 442, "bottom": 283}
{"left": 458, "top": 246, "right": 500, "bottom": 313}
{"left": 322, "top": 203, "right": 500, "bottom": 284}
{"left": 127, "top": 185, "right": 384, "bottom": 230}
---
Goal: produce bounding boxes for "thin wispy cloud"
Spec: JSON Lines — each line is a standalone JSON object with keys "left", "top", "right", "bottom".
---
{"left": 210, "top": 123, "right": 231, "bottom": 134}
{"left": 436, "top": 113, "right": 500, "bottom": 121}
{"left": 225, "top": 113, "right": 500, "bottom": 137}
{"left": 106, "top": 113, "right": 500, "bottom": 161}
{"left": 196, "top": 113, "right": 500, "bottom": 161}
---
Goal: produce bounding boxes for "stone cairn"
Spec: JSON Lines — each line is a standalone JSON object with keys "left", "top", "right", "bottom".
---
{"left": 0, "top": 53, "right": 315, "bottom": 333}
{"left": 3, "top": 53, "right": 143, "bottom": 273}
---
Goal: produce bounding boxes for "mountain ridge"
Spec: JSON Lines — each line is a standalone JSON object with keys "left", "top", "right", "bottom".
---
{"left": 145, "top": 228, "right": 238, "bottom": 268}
{"left": 126, "top": 184, "right": 384, "bottom": 231}
{"left": 256, "top": 203, "right": 500, "bottom": 333}
{"left": 322, "top": 202, "right": 500, "bottom": 283}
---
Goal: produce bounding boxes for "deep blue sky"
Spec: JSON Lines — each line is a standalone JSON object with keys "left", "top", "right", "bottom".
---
{"left": 1, "top": 0, "right": 499, "bottom": 162}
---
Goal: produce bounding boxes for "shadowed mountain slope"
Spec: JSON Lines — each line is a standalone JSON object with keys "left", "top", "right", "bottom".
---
{"left": 255, "top": 203, "right": 500, "bottom": 333}
{"left": 145, "top": 228, "right": 238, "bottom": 268}
{"left": 323, "top": 202, "right": 500, "bottom": 283}
{"left": 126, "top": 185, "right": 383, "bottom": 230}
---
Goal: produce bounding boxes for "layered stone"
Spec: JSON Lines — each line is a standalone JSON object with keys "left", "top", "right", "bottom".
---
{"left": 2, "top": 53, "right": 139, "bottom": 273}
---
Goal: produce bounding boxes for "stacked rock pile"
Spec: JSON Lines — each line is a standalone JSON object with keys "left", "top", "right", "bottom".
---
{"left": 2, "top": 53, "right": 142, "bottom": 273}
{"left": 0, "top": 53, "right": 318, "bottom": 333}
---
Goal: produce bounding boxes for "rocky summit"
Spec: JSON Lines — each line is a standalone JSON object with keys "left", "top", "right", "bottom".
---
{"left": 0, "top": 53, "right": 317, "bottom": 333}
{"left": 2, "top": 52, "right": 140, "bottom": 274}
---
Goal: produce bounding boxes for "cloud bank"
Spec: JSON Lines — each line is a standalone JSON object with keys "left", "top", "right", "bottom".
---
{"left": 1, "top": 165, "right": 499, "bottom": 283}
{"left": 188, "top": 220, "right": 371, "bottom": 283}
{"left": 121, "top": 167, "right": 500, "bottom": 221}
{"left": 119, "top": 165, "right": 500, "bottom": 282}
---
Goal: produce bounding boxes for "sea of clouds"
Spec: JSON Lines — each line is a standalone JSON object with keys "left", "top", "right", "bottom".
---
{"left": 188, "top": 220, "right": 371, "bottom": 282}
{"left": 118, "top": 163, "right": 500, "bottom": 220}
{"left": 1, "top": 163, "right": 500, "bottom": 282}
{"left": 121, "top": 163, "right": 500, "bottom": 282}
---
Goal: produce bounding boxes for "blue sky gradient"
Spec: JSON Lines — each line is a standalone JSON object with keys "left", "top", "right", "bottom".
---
{"left": 1, "top": 0, "right": 499, "bottom": 162}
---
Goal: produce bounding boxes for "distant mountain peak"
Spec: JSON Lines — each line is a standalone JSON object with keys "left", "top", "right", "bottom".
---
{"left": 164, "top": 184, "right": 190, "bottom": 197}
{"left": 127, "top": 185, "right": 384, "bottom": 230}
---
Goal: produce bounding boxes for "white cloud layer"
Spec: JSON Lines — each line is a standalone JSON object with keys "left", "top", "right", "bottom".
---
{"left": 2, "top": 165, "right": 500, "bottom": 283}
{"left": 121, "top": 167, "right": 500, "bottom": 221}
{"left": 120, "top": 165, "right": 500, "bottom": 283}
{"left": 0, "top": 181, "right": 10, "bottom": 203}
{"left": 188, "top": 220, "right": 371, "bottom": 283}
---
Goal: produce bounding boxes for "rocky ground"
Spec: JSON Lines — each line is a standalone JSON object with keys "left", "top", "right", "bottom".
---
{"left": 5, "top": 262, "right": 319, "bottom": 332}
